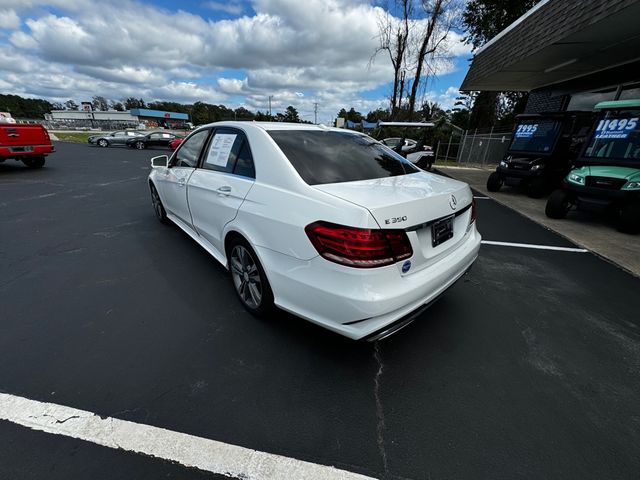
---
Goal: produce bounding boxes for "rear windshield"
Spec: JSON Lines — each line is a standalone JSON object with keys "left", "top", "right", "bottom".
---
{"left": 509, "top": 119, "right": 562, "bottom": 154}
{"left": 583, "top": 110, "right": 640, "bottom": 163}
{"left": 269, "top": 130, "right": 419, "bottom": 185}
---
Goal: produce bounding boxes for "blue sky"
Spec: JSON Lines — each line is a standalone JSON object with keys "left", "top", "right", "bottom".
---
{"left": 0, "top": 0, "right": 472, "bottom": 122}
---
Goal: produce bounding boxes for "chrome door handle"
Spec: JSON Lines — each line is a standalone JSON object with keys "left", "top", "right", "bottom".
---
{"left": 217, "top": 186, "right": 232, "bottom": 195}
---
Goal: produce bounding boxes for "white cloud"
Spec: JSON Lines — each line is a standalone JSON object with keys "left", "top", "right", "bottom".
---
{"left": 0, "top": 0, "right": 469, "bottom": 116}
{"left": 0, "top": 9, "right": 20, "bottom": 29}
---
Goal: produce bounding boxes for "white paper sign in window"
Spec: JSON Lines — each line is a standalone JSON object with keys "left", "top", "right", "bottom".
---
{"left": 206, "top": 134, "right": 237, "bottom": 167}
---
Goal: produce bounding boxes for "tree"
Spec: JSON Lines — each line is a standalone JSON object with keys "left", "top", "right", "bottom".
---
{"left": 254, "top": 110, "right": 273, "bottom": 121}
{"left": 124, "top": 97, "right": 146, "bottom": 109}
{"left": 373, "top": 0, "right": 460, "bottom": 120}
{"left": 110, "top": 100, "right": 125, "bottom": 111}
{"left": 373, "top": 0, "right": 412, "bottom": 117}
{"left": 337, "top": 107, "right": 363, "bottom": 123}
{"left": 421, "top": 100, "right": 445, "bottom": 120}
{"left": 191, "top": 101, "right": 209, "bottom": 125}
{"left": 91, "top": 95, "right": 109, "bottom": 111}
{"left": 65, "top": 100, "right": 79, "bottom": 110}
{"left": 51, "top": 102, "right": 64, "bottom": 111}
{"left": 147, "top": 101, "right": 189, "bottom": 114}
{"left": 234, "top": 107, "right": 255, "bottom": 121}
{"left": 406, "top": 0, "right": 452, "bottom": 117}
{"left": 366, "top": 108, "right": 391, "bottom": 123}
{"left": 449, "top": 93, "right": 473, "bottom": 130}
{"left": 282, "top": 106, "right": 300, "bottom": 123}
{"left": 0, "top": 94, "right": 53, "bottom": 118}
{"left": 469, "top": 91, "right": 497, "bottom": 128}
{"left": 463, "top": 0, "right": 537, "bottom": 50}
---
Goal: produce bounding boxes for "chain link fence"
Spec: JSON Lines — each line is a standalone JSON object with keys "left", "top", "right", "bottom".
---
{"left": 456, "top": 126, "right": 514, "bottom": 167}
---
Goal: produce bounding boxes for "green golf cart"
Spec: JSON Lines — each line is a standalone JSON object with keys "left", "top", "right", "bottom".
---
{"left": 545, "top": 99, "right": 640, "bottom": 233}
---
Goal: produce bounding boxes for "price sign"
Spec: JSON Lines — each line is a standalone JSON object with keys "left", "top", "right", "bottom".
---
{"left": 515, "top": 124, "right": 538, "bottom": 138}
{"left": 595, "top": 117, "right": 638, "bottom": 139}
{"left": 206, "top": 134, "right": 237, "bottom": 167}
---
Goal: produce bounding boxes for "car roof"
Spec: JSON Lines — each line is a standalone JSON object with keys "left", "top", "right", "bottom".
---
{"left": 197, "top": 121, "right": 351, "bottom": 134}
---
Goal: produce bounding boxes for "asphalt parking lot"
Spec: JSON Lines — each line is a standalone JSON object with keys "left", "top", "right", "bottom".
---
{"left": 1, "top": 142, "right": 639, "bottom": 479}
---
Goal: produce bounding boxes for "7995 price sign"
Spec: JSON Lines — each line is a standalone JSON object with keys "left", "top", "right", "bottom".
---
{"left": 595, "top": 117, "right": 638, "bottom": 139}
{"left": 515, "top": 124, "right": 538, "bottom": 138}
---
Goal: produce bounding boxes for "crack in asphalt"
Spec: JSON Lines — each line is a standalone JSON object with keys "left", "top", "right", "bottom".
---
{"left": 373, "top": 341, "right": 389, "bottom": 478}
{"left": 29, "top": 413, "right": 82, "bottom": 424}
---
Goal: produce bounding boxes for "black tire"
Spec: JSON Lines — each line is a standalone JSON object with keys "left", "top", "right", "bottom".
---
{"left": 227, "top": 237, "right": 274, "bottom": 316}
{"left": 149, "top": 183, "right": 168, "bottom": 224}
{"left": 617, "top": 202, "right": 640, "bottom": 234}
{"left": 486, "top": 172, "right": 502, "bottom": 192}
{"left": 22, "top": 156, "right": 45, "bottom": 168}
{"left": 545, "top": 189, "right": 572, "bottom": 219}
{"left": 415, "top": 155, "right": 434, "bottom": 171}
{"left": 135, "top": 141, "right": 146, "bottom": 150}
{"left": 527, "top": 177, "right": 548, "bottom": 198}
{"left": 97, "top": 139, "right": 109, "bottom": 147}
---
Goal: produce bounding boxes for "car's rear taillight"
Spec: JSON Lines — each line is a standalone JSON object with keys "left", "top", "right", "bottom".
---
{"left": 305, "top": 221, "right": 413, "bottom": 268}
{"left": 469, "top": 198, "right": 477, "bottom": 225}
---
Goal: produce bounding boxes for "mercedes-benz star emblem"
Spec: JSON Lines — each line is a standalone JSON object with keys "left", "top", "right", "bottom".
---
{"left": 449, "top": 194, "right": 457, "bottom": 210}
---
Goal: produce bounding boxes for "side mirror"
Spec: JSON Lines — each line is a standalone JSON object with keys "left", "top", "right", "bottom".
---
{"left": 151, "top": 155, "right": 169, "bottom": 168}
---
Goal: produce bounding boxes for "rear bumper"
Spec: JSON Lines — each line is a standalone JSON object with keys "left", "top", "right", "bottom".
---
{"left": 0, "top": 144, "right": 54, "bottom": 157}
{"left": 257, "top": 225, "right": 481, "bottom": 340}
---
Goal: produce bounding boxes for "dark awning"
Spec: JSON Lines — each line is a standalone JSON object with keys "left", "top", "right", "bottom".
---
{"left": 461, "top": 0, "right": 640, "bottom": 92}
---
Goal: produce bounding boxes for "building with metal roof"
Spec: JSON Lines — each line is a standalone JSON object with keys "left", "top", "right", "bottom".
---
{"left": 46, "top": 107, "right": 190, "bottom": 129}
{"left": 129, "top": 108, "right": 189, "bottom": 121}
{"left": 461, "top": 0, "right": 640, "bottom": 113}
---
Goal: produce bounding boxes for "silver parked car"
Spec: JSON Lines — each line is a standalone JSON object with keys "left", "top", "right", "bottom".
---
{"left": 88, "top": 130, "right": 144, "bottom": 147}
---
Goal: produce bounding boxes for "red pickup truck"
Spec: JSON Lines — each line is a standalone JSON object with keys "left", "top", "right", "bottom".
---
{"left": 0, "top": 115, "right": 55, "bottom": 168}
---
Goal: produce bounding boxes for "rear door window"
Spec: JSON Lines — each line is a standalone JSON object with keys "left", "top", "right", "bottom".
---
{"left": 202, "top": 128, "right": 255, "bottom": 178}
{"left": 269, "top": 130, "right": 418, "bottom": 185}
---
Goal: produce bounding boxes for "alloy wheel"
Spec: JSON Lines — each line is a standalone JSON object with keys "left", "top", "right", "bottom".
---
{"left": 230, "top": 245, "right": 262, "bottom": 309}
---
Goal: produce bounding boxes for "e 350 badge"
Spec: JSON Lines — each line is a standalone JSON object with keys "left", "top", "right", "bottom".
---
{"left": 385, "top": 215, "right": 407, "bottom": 225}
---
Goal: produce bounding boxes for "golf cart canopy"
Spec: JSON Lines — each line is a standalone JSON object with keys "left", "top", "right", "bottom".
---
{"left": 595, "top": 99, "right": 640, "bottom": 110}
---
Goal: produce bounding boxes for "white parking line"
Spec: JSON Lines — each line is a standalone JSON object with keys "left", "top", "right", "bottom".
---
{"left": 0, "top": 392, "right": 374, "bottom": 480}
{"left": 481, "top": 240, "right": 588, "bottom": 253}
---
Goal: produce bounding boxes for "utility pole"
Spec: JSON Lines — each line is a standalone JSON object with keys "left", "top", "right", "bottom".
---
{"left": 268, "top": 95, "right": 273, "bottom": 118}
{"left": 313, "top": 102, "right": 318, "bottom": 124}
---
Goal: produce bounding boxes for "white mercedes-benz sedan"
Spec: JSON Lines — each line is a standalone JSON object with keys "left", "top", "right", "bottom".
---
{"left": 148, "top": 122, "right": 481, "bottom": 340}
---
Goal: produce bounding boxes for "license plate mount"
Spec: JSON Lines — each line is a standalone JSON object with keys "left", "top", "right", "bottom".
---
{"left": 11, "top": 146, "right": 32, "bottom": 153}
{"left": 432, "top": 215, "right": 454, "bottom": 247}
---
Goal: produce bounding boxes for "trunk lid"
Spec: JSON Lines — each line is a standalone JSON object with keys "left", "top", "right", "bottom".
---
{"left": 313, "top": 172, "right": 475, "bottom": 274}
{"left": 313, "top": 171, "right": 472, "bottom": 228}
